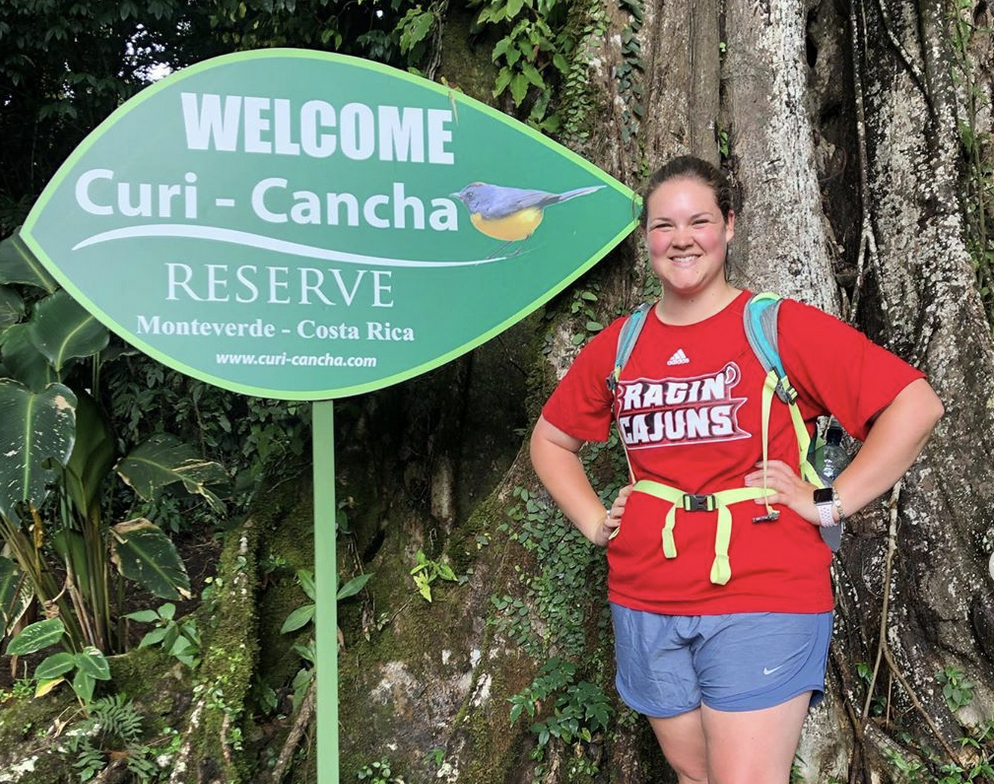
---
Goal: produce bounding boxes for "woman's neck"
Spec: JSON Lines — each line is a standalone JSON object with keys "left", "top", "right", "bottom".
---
{"left": 655, "top": 283, "right": 741, "bottom": 326}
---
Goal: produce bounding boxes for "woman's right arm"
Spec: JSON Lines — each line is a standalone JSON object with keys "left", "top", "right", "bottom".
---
{"left": 530, "top": 415, "right": 621, "bottom": 546}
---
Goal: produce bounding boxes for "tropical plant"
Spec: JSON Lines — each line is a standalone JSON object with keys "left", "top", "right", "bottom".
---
{"left": 0, "top": 233, "right": 229, "bottom": 656}
{"left": 125, "top": 603, "right": 202, "bottom": 669}
{"left": 5, "top": 617, "right": 111, "bottom": 705}
{"left": 409, "top": 549, "right": 457, "bottom": 602}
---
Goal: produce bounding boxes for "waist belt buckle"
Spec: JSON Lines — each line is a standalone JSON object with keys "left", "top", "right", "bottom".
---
{"left": 683, "top": 494, "right": 716, "bottom": 512}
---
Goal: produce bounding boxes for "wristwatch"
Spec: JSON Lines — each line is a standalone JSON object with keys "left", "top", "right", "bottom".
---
{"left": 813, "top": 487, "right": 837, "bottom": 527}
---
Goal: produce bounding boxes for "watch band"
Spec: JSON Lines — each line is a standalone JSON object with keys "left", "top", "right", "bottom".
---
{"left": 815, "top": 500, "right": 836, "bottom": 527}
{"left": 813, "top": 487, "right": 837, "bottom": 528}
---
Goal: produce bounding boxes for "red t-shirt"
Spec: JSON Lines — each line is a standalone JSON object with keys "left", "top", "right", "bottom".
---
{"left": 542, "top": 291, "right": 925, "bottom": 615}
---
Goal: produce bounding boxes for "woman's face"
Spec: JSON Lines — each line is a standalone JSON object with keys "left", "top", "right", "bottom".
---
{"left": 643, "top": 177, "right": 734, "bottom": 299}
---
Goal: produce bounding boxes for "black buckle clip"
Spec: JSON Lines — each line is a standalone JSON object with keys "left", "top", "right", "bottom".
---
{"left": 683, "top": 494, "right": 716, "bottom": 512}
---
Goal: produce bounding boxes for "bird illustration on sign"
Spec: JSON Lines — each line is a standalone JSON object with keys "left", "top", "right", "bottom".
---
{"left": 451, "top": 182, "right": 604, "bottom": 256}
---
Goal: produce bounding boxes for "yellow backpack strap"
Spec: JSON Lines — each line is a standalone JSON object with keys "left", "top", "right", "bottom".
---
{"left": 748, "top": 294, "right": 826, "bottom": 518}
{"left": 632, "top": 482, "right": 774, "bottom": 585}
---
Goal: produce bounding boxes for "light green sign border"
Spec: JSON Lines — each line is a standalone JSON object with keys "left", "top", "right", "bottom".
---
{"left": 20, "top": 48, "right": 638, "bottom": 401}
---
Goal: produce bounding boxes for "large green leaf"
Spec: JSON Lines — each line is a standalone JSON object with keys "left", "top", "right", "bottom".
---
{"left": 0, "top": 381, "right": 77, "bottom": 521}
{"left": 29, "top": 289, "right": 109, "bottom": 373}
{"left": 5, "top": 617, "right": 65, "bottom": 655}
{"left": 0, "top": 234, "right": 57, "bottom": 293}
{"left": 0, "top": 285, "right": 25, "bottom": 332}
{"left": 116, "top": 433, "right": 228, "bottom": 510}
{"left": 280, "top": 604, "right": 315, "bottom": 634}
{"left": 110, "top": 519, "right": 191, "bottom": 600}
{"left": 71, "top": 669, "right": 95, "bottom": 704}
{"left": 64, "top": 390, "right": 116, "bottom": 520}
{"left": 0, "top": 554, "right": 31, "bottom": 636}
{"left": 0, "top": 323, "right": 59, "bottom": 391}
{"left": 74, "top": 646, "right": 110, "bottom": 680}
{"left": 50, "top": 528, "right": 96, "bottom": 605}
{"left": 34, "top": 652, "right": 75, "bottom": 681}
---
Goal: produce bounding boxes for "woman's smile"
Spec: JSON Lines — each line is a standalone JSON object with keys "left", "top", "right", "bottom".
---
{"left": 644, "top": 176, "right": 734, "bottom": 303}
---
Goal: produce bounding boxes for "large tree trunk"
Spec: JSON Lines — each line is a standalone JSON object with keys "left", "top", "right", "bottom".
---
{"left": 337, "top": 1, "right": 994, "bottom": 783}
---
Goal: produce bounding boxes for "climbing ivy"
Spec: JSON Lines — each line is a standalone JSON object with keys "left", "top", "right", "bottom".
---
{"left": 469, "top": 0, "right": 575, "bottom": 130}
{"left": 615, "top": 0, "right": 644, "bottom": 145}
{"left": 951, "top": 0, "right": 994, "bottom": 326}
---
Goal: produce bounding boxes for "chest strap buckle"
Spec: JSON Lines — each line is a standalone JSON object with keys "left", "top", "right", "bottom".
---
{"left": 683, "top": 494, "right": 717, "bottom": 512}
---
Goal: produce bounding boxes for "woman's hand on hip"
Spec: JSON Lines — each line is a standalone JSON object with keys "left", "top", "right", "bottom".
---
{"left": 597, "top": 483, "right": 633, "bottom": 545}
{"left": 743, "top": 460, "right": 820, "bottom": 526}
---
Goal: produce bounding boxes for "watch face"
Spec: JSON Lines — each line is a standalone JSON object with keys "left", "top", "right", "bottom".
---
{"left": 813, "top": 488, "right": 833, "bottom": 505}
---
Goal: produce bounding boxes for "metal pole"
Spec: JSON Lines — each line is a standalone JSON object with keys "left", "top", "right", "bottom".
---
{"left": 313, "top": 400, "right": 338, "bottom": 783}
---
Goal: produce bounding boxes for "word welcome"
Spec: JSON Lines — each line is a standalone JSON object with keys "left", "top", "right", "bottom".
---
{"left": 181, "top": 93, "right": 455, "bottom": 163}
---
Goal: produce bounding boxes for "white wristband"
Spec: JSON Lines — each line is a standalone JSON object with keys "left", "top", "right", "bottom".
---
{"left": 816, "top": 502, "right": 836, "bottom": 527}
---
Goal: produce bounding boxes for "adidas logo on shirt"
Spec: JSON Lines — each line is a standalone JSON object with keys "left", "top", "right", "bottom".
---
{"left": 667, "top": 349, "right": 690, "bottom": 365}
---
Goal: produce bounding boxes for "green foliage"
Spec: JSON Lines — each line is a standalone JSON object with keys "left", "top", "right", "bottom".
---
{"left": 556, "top": 0, "right": 607, "bottom": 144}
{"left": 280, "top": 567, "right": 374, "bottom": 635}
{"left": 508, "top": 657, "right": 612, "bottom": 763}
{"left": 281, "top": 569, "right": 318, "bottom": 634}
{"left": 494, "top": 485, "right": 601, "bottom": 656}
{"left": 397, "top": 4, "right": 438, "bottom": 61}
{"left": 856, "top": 660, "right": 887, "bottom": 717}
{"left": 64, "top": 694, "right": 163, "bottom": 782}
{"left": 410, "top": 549, "right": 457, "bottom": 602}
{"left": 4, "top": 618, "right": 111, "bottom": 706}
{"left": 937, "top": 667, "right": 975, "bottom": 713}
{"left": 0, "top": 241, "right": 229, "bottom": 659}
{"left": 614, "top": 0, "right": 644, "bottom": 144}
{"left": 126, "top": 603, "right": 202, "bottom": 669}
{"left": 357, "top": 755, "right": 402, "bottom": 783}
{"left": 470, "top": 0, "right": 575, "bottom": 130}
{"left": 950, "top": 0, "right": 994, "bottom": 326}
{"left": 568, "top": 285, "right": 604, "bottom": 345}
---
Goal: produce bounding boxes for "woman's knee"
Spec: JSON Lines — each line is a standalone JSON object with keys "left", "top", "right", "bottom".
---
{"left": 648, "top": 711, "right": 709, "bottom": 784}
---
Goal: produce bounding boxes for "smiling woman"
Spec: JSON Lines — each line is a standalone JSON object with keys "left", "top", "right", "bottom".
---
{"left": 529, "top": 155, "right": 944, "bottom": 784}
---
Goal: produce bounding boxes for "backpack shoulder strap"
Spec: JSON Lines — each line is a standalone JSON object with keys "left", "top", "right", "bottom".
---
{"left": 743, "top": 292, "right": 794, "bottom": 404}
{"left": 607, "top": 302, "right": 652, "bottom": 393}
{"left": 744, "top": 291, "right": 824, "bottom": 492}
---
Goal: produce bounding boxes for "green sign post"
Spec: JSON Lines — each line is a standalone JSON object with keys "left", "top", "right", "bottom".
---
{"left": 20, "top": 49, "right": 636, "bottom": 781}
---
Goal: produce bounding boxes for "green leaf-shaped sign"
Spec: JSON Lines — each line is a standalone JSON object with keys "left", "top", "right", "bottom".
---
{"left": 20, "top": 49, "right": 636, "bottom": 400}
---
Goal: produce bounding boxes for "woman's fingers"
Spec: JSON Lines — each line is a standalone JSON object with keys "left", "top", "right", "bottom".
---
{"left": 743, "top": 461, "right": 817, "bottom": 522}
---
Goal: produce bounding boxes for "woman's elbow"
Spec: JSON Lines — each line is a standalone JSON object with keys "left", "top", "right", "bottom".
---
{"left": 913, "top": 380, "right": 944, "bottom": 434}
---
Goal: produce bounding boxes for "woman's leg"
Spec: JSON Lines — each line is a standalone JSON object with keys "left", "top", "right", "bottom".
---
{"left": 700, "top": 691, "right": 811, "bottom": 784}
{"left": 647, "top": 709, "right": 709, "bottom": 784}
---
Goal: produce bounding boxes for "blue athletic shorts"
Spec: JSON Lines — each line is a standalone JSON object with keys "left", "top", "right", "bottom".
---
{"left": 611, "top": 604, "right": 833, "bottom": 718}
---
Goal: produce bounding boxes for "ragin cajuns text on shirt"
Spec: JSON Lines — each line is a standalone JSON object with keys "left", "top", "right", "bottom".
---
{"left": 614, "top": 362, "right": 749, "bottom": 450}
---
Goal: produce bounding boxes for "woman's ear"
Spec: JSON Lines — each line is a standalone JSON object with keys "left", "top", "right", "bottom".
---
{"left": 725, "top": 210, "right": 736, "bottom": 242}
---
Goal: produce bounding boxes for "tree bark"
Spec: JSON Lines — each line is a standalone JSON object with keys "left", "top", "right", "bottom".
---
{"left": 336, "top": 1, "right": 994, "bottom": 782}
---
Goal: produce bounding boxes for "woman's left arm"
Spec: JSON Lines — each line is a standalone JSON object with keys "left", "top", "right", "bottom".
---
{"left": 745, "top": 378, "right": 944, "bottom": 525}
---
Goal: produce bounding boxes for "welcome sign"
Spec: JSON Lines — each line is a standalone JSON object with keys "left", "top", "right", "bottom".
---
{"left": 20, "top": 49, "right": 637, "bottom": 400}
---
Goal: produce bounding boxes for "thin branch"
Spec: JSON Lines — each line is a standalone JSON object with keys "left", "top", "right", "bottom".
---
{"left": 872, "top": 0, "right": 933, "bottom": 112}
{"left": 859, "top": 481, "right": 963, "bottom": 766}
{"left": 881, "top": 643, "right": 960, "bottom": 762}
{"left": 847, "top": 0, "right": 879, "bottom": 325}
{"left": 860, "top": 481, "right": 899, "bottom": 722}
{"left": 270, "top": 677, "right": 317, "bottom": 784}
